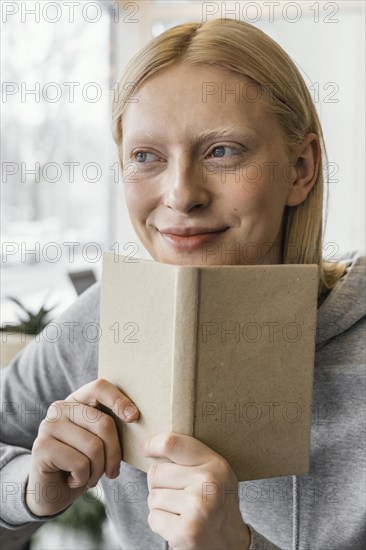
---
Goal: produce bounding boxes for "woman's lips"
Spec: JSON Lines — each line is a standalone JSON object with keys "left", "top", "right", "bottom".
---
{"left": 159, "top": 228, "right": 229, "bottom": 251}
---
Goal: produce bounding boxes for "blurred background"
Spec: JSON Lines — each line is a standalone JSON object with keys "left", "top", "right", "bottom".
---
{"left": 1, "top": 0, "right": 365, "bottom": 547}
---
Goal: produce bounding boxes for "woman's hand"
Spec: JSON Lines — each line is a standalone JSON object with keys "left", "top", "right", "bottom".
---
{"left": 143, "top": 432, "right": 251, "bottom": 550}
{"left": 26, "top": 379, "right": 139, "bottom": 517}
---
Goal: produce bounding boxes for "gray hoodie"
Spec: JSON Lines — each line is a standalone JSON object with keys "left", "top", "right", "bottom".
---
{"left": 1, "top": 250, "right": 365, "bottom": 550}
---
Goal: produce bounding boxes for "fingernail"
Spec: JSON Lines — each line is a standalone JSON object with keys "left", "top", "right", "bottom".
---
{"left": 111, "top": 468, "right": 120, "bottom": 479}
{"left": 123, "top": 403, "right": 137, "bottom": 419}
{"left": 68, "top": 478, "right": 81, "bottom": 488}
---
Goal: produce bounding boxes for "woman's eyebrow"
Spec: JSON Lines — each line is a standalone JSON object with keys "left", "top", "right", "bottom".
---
{"left": 191, "top": 127, "right": 257, "bottom": 146}
{"left": 125, "top": 131, "right": 154, "bottom": 142}
{"left": 125, "top": 127, "right": 257, "bottom": 147}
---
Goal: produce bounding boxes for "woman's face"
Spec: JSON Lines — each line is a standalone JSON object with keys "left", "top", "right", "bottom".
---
{"left": 122, "top": 62, "right": 315, "bottom": 266}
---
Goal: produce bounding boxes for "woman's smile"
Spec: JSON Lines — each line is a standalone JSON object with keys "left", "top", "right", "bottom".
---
{"left": 158, "top": 226, "right": 230, "bottom": 251}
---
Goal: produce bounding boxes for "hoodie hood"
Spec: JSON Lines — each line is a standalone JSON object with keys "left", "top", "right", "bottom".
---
{"left": 290, "top": 249, "right": 366, "bottom": 550}
{"left": 316, "top": 249, "right": 366, "bottom": 349}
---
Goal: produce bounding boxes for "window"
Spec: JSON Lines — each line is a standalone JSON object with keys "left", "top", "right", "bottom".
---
{"left": 1, "top": 2, "right": 115, "bottom": 317}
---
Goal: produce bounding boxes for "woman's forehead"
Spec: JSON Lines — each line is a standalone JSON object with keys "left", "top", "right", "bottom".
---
{"left": 130, "top": 62, "right": 261, "bottom": 101}
{"left": 122, "top": 64, "right": 275, "bottom": 147}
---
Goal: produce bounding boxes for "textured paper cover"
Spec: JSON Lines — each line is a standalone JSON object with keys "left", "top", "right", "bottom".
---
{"left": 98, "top": 253, "right": 318, "bottom": 480}
{"left": 193, "top": 265, "right": 318, "bottom": 480}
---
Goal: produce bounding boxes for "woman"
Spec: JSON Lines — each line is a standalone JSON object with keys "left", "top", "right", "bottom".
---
{"left": 1, "top": 19, "right": 364, "bottom": 550}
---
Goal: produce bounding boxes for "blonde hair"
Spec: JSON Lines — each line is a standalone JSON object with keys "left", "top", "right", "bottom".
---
{"left": 112, "top": 18, "right": 348, "bottom": 300}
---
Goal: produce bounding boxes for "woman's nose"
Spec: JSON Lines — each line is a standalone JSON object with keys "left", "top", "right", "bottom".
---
{"left": 162, "top": 161, "right": 211, "bottom": 214}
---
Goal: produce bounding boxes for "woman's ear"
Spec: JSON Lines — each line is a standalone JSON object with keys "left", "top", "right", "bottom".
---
{"left": 285, "top": 133, "right": 321, "bottom": 207}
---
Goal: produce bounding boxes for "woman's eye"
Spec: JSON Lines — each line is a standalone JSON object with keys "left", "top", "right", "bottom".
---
{"left": 133, "top": 151, "right": 158, "bottom": 163}
{"left": 207, "top": 146, "right": 239, "bottom": 158}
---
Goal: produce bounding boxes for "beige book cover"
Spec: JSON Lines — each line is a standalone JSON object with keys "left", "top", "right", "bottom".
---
{"left": 98, "top": 252, "right": 319, "bottom": 481}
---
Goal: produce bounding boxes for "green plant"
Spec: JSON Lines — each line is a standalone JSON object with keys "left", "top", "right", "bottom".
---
{"left": 0, "top": 295, "right": 58, "bottom": 335}
{"left": 50, "top": 490, "right": 107, "bottom": 543}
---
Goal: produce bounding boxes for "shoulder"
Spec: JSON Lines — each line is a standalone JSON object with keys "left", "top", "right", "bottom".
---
{"left": 58, "top": 281, "right": 101, "bottom": 324}
{"left": 316, "top": 250, "right": 365, "bottom": 348}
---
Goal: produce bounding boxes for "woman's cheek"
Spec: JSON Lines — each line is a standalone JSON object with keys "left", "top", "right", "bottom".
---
{"left": 243, "top": 163, "right": 264, "bottom": 187}
{"left": 125, "top": 181, "right": 149, "bottom": 215}
{"left": 229, "top": 176, "right": 268, "bottom": 216}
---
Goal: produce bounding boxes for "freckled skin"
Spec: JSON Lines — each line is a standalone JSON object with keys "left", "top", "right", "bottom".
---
{"left": 122, "top": 63, "right": 319, "bottom": 266}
